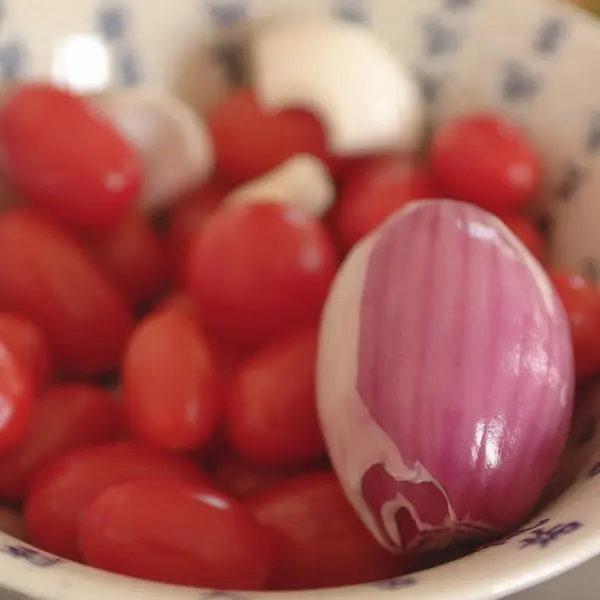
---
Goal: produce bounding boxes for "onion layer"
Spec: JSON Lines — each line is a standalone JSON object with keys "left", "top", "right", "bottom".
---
{"left": 317, "top": 199, "right": 575, "bottom": 554}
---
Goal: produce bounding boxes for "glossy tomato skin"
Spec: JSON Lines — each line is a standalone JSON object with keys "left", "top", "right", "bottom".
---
{"left": 0, "top": 384, "right": 120, "bottom": 501}
{"left": 502, "top": 213, "right": 548, "bottom": 264}
{"left": 155, "top": 292, "right": 248, "bottom": 380}
{"left": 0, "top": 209, "right": 135, "bottom": 376}
{"left": 156, "top": 291, "right": 199, "bottom": 319}
{"left": 79, "top": 480, "right": 272, "bottom": 590}
{"left": 501, "top": 214, "right": 547, "bottom": 264}
{"left": 25, "top": 441, "right": 209, "bottom": 560}
{"left": 85, "top": 212, "right": 168, "bottom": 307}
{"left": 0, "top": 314, "right": 53, "bottom": 393}
{"left": 333, "top": 157, "right": 439, "bottom": 254}
{"left": 209, "top": 88, "right": 331, "bottom": 183}
{"left": 550, "top": 271, "right": 600, "bottom": 382}
{"left": 0, "top": 339, "right": 35, "bottom": 453}
{"left": 0, "top": 506, "right": 26, "bottom": 541}
{"left": 0, "top": 84, "right": 144, "bottom": 231}
{"left": 226, "top": 328, "right": 325, "bottom": 469}
{"left": 123, "top": 309, "right": 221, "bottom": 451}
{"left": 187, "top": 203, "right": 338, "bottom": 350}
{"left": 212, "top": 455, "right": 293, "bottom": 499}
{"left": 431, "top": 113, "right": 542, "bottom": 215}
{"left": 245, "top": 471, "right": 400, "bottom": 590}
{"left": 168, "top": 180, "right": 232, "bottom": 285}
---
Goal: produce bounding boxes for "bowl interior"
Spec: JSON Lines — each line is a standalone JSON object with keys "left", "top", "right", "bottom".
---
{"left": 2, "top": 0, "right": 600, "bottom": 599}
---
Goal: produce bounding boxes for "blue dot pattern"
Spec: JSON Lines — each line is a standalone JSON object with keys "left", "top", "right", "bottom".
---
{"left": 96, "top": 0, "right": 144, "bottom": 85}
{"left": 0, "top": 38, "right": 26, "bottom": 79}
{"left": 206, "top": 0, "right": 247, "bottom": 27}
{"left": 96, "top": 1, "right": 130, "bottom": 41}
{"left": 332, "top": 0, "right": 369, "bottom": 24}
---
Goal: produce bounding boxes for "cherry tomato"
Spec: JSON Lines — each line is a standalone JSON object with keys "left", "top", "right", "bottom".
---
{"left": 196, "top": 427, "right": 230, "bottom": 469}
{"left": 168, "top": 180, "right": 232, "bottom": 285}
{"left": 85, "top": 212, "right": 168, "bottom": 307}
{"left": 156, "top": 293, "right": 248, "bottom": 380}
{"left": 79, "top": 480, "right": 272, "bottom": 589}
{"left": 0, "top": 209, "right": 135, "bottom": 376}
{"left": 501, "top": 214, "right": 547, "bottom": 264}
{"left": 245, "top": 471, "right": 401, "bottom": 590}
{"left": 123, "top": 310, "right": 221, "bottom": 451}
{"left": 187, "top": 203, "right": 338, "bottom": 349}
{"left": 549, "top": 271, "right": 600, "bottom": 381}
{"left": 0, "top": 314, "right": 53, "bottom": 393}
{"left": 0, "top": 84, "right": 144, "bottom": 231}
{"left": 208, "top": 88, "right": 333, "bottom": 183}
{"left": 156, "top": 291, "right": 199, "bottom": 319}
{"left": 333, "top": 157, "right": 439, "bottom": 254}
{"left": 226, "top": 328, "right": 325, "bottom": 469}
{"left": 0, "top": 506, "right": 26, "bottom": 540}
{"left": 0, "top": 384, "right": 120, "bottom": 501}
{"left": 431, "top": 113, "right": 542, "bottom": 214}
{"left": 213, "top": 455, "right": 293, "bottom": 499}
{"left": 0, "top": 338, "right": 34, "bottom": 453}
{"left": 25, "top": 441, "right": 209, "bottom": 560}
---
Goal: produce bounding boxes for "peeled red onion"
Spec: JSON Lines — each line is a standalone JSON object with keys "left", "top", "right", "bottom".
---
{"left": 317, "top": 199, "right": 575, "bottom": 554}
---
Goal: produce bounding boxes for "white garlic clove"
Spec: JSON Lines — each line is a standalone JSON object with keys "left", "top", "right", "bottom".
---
{"left": 93, "top": 88, "right": 215, "bottom": 213}
{"left": 224, "top": 154, "right": 335, "bottom": 218}
{"left": 251, "top": 19, "right": 425, "bottom": 157}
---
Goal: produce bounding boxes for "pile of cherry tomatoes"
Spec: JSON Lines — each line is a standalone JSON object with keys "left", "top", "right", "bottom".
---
{"left": 0, "top": 79, "right": 595, "bottom": 592}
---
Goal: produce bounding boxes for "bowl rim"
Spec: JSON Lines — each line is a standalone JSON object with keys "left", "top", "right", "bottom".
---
{"left": 0, "top": 478, "right": 599, "bottom": 600}
{"left": 0, "top": 0, "right": 599, "bottom": 598}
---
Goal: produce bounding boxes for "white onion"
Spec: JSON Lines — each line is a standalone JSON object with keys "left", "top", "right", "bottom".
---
{"left": 317, "top": 199, "right": 575, "bottom": 554}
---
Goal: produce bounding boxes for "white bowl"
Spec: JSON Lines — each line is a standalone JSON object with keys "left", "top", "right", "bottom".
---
{"left": 2, "top": 0, "right": 600, "bottom": 599}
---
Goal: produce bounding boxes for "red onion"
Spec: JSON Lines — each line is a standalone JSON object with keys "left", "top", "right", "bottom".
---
{"left": 317, "top": 199, "right": 574, "bottom": 554}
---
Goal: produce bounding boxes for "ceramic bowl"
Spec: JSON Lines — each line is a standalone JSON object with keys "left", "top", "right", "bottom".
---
{"left": 2, "top": 0, "right": 600, "bottom": 599}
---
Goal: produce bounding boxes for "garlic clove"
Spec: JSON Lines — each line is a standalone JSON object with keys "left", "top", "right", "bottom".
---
{"left": 251, "top": 19, "right": 425, "bottom": 157}
{"left": 93, "top": 88, "right": 215, "bottom": 213}
{"left": 223, "top": 154, "right": 335, "bottom": 218}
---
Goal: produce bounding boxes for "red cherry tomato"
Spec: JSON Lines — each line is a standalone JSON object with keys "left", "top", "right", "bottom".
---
{"left": 168, "top": 180, "right": 232, "bottom": 285}
{"left": 79, "top": 480, "right": 272, "bottom": 590}
{"left": 0, "top": 506, "right": 26, "bottom": 541}
{"left": 187, "top": 203, "right": 338, "bottom": 349}
{"left": 123, "top": 310, "right": 221, "bottom": 451}
{"left": 25, "top": 441, "right": 209, "bottom": 560}
{"left": 501, "top": 214, "right": 547, "bottom": 264}
{"left": 431, "top": 113, "right": 542, "bottom": 214}
{"left": 209, "top": 88, "right": 333, "bottom": 183}
{"left": 156, "top": 291, "right": 199, "bottom": 319}
{"left": 213, "top": 455, "right": 293, "bottom": 499}
{"left": 0, "top": 209, "right": 135, "bottom": 376}
{"left": 333, "top": 157, "right": 439, "bottom": 254}
{"left": 0, "top": 84, "right": 144, "bottom": 231}
{"left": 85, "top": 212, "right": 168, "bottom": 307}
{"left": 245, "top": 471, "right": 401, "bottom": 590}
{"left": 196, "top": 427, "right": 230, "bottom": 468}
{"left": 0, "top": 314, "right": 53, "bottom": 393}
{"left": 156, "top": 293, "right": 248, "bottom": 380}
{"left": 549, "top": 271, "right": 600, "bottom": 381}
{"left": 226, "top": 328, "right": 325, "bottom": 469}
{"left": 0, "top": 383, "right": 120, "bottom": 501}
{"left": 0, "top": 338, "right": 34, "bottom": 453}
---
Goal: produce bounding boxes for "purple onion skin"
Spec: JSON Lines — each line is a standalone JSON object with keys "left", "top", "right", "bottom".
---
{"left": 317, "top": 199, "right": 574, "bottom": 555}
